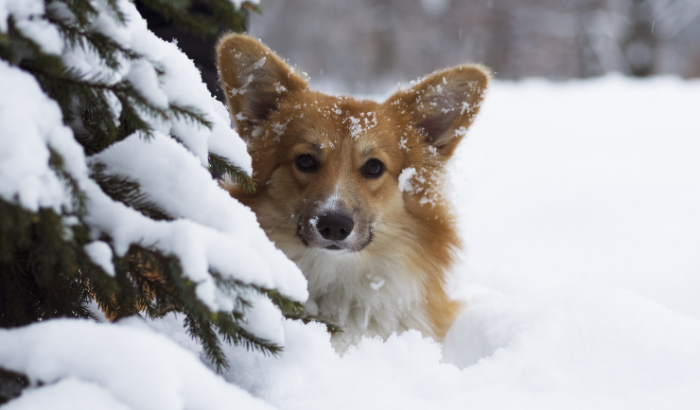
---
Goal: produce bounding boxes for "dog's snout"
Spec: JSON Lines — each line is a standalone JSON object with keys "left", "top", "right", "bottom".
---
{"left": 316, "top": 214, "right": 354, "bottom": 241}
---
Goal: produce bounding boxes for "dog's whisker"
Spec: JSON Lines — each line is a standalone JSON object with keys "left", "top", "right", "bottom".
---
{"left": 266, "top": 215, "right": 296, "bottom": 234}
{"left": 368, "top": 218, "right": 404, "bottom": 227}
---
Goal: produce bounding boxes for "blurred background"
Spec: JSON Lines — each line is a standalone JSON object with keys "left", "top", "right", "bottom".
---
{"left": 245, "top": 0, "right": 700, "bottom": 93}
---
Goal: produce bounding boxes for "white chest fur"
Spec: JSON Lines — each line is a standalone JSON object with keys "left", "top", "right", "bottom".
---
{"left": 290, "top": 247, "right": 434, "bottom": 351}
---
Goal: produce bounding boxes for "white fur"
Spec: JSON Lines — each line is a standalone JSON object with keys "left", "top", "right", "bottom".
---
{"left": 286, "top": 244, "right": 434, "bottom": 352}
{"left": 319, "top": 184, "right": 341, "bottom": 213}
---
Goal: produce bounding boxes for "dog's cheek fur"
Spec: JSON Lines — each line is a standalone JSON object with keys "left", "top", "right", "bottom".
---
{"left": 370, "top": 172, "right": 464, "bottom": 340}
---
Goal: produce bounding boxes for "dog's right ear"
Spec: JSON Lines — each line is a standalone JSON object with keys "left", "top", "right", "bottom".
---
{"left": 216, "top": 34, "right": 307, "bottom": 127}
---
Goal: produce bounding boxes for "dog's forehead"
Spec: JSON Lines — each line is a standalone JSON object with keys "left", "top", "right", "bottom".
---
{"left": 293, "top": 94, "right": 393, "bottom": 150}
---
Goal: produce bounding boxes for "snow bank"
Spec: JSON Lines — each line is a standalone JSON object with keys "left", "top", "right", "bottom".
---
{"left": 203, "top": 286, "right": 700, "bottom": 410}
{"left": 0, "top": 319, "right": 275, "bottom": 410}
{"left": 8, "top": 288, "right": 699, "bottom": 409}
{"left": 451, "top": 75, "right": 700, "bottom": 319}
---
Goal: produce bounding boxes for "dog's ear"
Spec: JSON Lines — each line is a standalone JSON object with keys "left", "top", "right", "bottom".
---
{"left": 388, "top": 65, "right": 490, "bottom": 158}
{"left": 216, "top": 34, "right": 307, "bottom": 126}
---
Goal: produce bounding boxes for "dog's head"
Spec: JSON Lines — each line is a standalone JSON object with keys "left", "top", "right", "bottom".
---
{"left": 216, "top": 34, "right": 489, "bottom": 257}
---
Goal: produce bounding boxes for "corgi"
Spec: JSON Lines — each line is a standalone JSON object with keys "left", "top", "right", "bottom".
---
{"left": 216, "top": 34, "right": 490, "bottom": 350}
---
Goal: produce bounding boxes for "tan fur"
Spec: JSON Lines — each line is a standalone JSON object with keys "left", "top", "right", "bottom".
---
{"left": 216, "top": 34, "right": 490, "bottom": 348}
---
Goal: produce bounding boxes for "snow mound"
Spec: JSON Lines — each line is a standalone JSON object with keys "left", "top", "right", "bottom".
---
{"left": 206, "top": 287, "right": 700, "bottom": 410}
{"left": 444, "top": 288, "right": 700, "bottom": 407}
{"left": 0, "top": 319, "right": 275, "bottom": 410}
{"left": 6, "top": 287, "right": 700, "bottom": 409}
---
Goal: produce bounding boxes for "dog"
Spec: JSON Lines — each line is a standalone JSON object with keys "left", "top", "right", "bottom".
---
{"left": 216, "top": 34, "right": 490, "bottom": 350}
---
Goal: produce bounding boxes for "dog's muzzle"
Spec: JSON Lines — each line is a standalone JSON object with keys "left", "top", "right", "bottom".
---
{"left": 298, "top": 210, "right": 371, "bottom": 252}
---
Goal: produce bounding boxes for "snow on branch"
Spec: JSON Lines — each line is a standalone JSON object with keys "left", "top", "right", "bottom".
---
{"left": 0, "top": 0, "right": 308, "bottom": 368}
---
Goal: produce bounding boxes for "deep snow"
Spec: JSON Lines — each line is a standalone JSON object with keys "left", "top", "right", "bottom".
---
{"left": 450, "top": 75, "right": 700, "bottom": 320}
{"left": 2, "top": 75, "right": 700, "bottom": 409}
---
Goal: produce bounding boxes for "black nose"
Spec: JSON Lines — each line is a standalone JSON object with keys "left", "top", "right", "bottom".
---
{"left": 316, "top": 214, "right": 354, "bottom": 241}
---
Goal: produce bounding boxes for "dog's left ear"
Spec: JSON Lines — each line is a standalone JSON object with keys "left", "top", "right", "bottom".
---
{"left": 388, "top": 65, "right": 491, "bottom": 158}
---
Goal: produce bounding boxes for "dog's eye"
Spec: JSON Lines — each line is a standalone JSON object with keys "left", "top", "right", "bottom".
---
{"left": 296, "top": 154, "right": 317, "bottom": 172}
{"left": 361, "top": 159, "right": 385, "bottom": 178}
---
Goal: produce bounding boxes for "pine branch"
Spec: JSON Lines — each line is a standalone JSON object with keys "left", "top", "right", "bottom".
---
{"left": 137, "top": 0, "right": 220, "bottom": 38}
{"left": 215, "top": 312, "right": 282, "bottom": 356}
{"left": 53, "top": 0, "right": 99, "bottom": 28}
{"left": 208, "top": 153, "right": 256, "bottom": 193}
{"left": 90, "top": 163, "right": 173, "bottom": 221}
{"left": 265, "top": 289, "right": 343, "bottom": 335}
{"left": 213, "top": 275, "right": 344, "bottom": 335}
{"left": 49, "top": 17, "right": 141, "bottom": 69}
{"left": 200, "top": 0, "right": 251, "bottom": 33}
{"left": 0, "top": 367, "right": 29, "bottom": 405}
{"left": 170, "top": 104, "right": 213, "bottom": 128}
{"left": 184, "top": 312, "right": 231, "bottom": 371}
{"left": 101, "top": 0, "right": 128, "bottom": 25}
{"left": 0, "top": 200, "right": 95, "bottom": 328}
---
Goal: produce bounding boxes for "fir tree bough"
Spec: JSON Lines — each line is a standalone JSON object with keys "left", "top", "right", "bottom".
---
{"left": 0, "top": 0, "right": 319, "bottom": 395}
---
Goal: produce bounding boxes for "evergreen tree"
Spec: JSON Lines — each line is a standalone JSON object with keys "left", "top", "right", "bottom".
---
{"left": 0, "top": 0, "right": 334, "bottom": 404}
{"left": 135, "top": 0, "right": 259, "bottom": 100}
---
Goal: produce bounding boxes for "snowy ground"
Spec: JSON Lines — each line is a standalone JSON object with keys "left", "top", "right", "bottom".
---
{"left": 218, "top": 75, "right": 700, "bottom": 409}
{"left": 451, "top": 76, "right": 700, "bottom": 320}
{"left": 3, "top": 75, "right": 700, "bottom": 409}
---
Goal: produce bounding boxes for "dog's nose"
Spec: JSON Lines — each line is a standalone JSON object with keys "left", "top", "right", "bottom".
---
{"left": 316, "top": 214, "right": 354, "bottom": 241}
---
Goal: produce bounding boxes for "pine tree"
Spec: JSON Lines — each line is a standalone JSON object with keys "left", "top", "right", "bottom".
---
{"left": 0, "top": 0, "right": 332, "bottom": 404}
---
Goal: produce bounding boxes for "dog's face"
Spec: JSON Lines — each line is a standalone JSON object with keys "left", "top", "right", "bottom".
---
{"left": 271, "top": 96, "right": 400, "bottom": 253}
{"left": 216, "top": 34, "right": 489, "bottom": 258}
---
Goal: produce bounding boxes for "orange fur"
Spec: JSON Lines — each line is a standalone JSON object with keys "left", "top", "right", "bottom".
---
{"left": 216, "top": 34, "right": 490, "bottom": 348}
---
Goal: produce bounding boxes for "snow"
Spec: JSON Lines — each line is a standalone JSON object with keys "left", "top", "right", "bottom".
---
{"left": 80, "top": 170, "right": 302, "bottom": 310}
{"left": 3, "top": 21, "right": 700, "bottom": 405}
{"left": 208, "top": 99, "right": 253, "bottom": 172}
{"left": 1, "top": 0, "right": 63, "bottom": 55}
{"left": 3, "top": 378, "right": 132, "bottom": 410}
{"left": 397, "top": 167, "right": 416, "bottom": 192}
{"left": 369, "top": 277, "right": 385, "bottom": 290}
{"left": 84, "top": 241, "right": 115, "bottom": 277}
{"left": 230, "top": 0, "right": 260, "bottom": 9}
{"left": 215, "top": 292, "right": 700, "bottom": 409}
{"left": 125, "top": 60, "right": 169, "bottom": 109}
{"left": 240, "top": 293, "right": 287, "bottom": 346}
{"left": 0, "top": 319, "right": 275, "bottom": 410}
{"left": 345, "top": 112, "right": 378, "bottom": 139}
{"left": 0, "top": 60, "right": 85, "bottom": 212}
{"left": 88, "top": 132, "right": 306, "bottom": 305}
{"left": 451, "top": 75, "right": 700, "bottom": 319}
